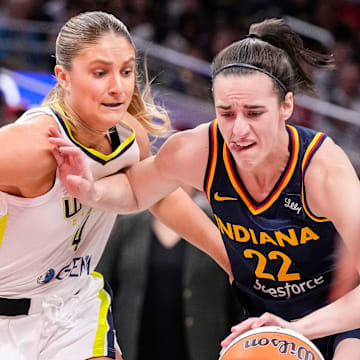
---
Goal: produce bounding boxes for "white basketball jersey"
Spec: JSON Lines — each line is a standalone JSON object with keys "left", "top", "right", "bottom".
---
{"left": 0, "top": 105, "right": 140, "bottom": 299}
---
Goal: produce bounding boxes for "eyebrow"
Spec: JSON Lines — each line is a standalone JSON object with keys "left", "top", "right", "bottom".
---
{"left": 216, "top": 105, "right": 231, "bottom": 110}
{"left": 244, "top": 105, "right": 265, "bottom": 109}
{"left": 215, "top": 104, "right": 265, "bottom": 110}
{"left": 89, "top": 57, "right": 136, "bottom": 66}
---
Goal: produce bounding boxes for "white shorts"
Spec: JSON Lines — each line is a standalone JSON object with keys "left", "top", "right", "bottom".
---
{"left": 0, "top": 272, "right": 121, "bottom": 360}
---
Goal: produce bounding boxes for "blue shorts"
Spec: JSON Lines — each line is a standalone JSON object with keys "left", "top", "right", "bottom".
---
{"left": 312, "top": 328, "right": 360, "bottom": 360}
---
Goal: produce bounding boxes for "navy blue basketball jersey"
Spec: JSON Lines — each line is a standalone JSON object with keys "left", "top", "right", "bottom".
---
{"left": 204, "top": 120, "right": 338, "bottom": 320}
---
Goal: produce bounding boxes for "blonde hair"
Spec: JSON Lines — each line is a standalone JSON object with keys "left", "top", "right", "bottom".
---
{"left": 43, "top": 11, "right": 169, "bottom": 135}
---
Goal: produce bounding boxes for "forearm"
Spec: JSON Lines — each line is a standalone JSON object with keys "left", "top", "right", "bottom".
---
{"left": 295, "top": 285, "right": 360, "bottom": 339}
{"left": 150, "top": 187, "right": 232, "bottom": 276}
{"left": 92, "top": 157, "right": 177, "bottom": 214}
{"left": 91, "top": 172, "right": 140, "bottom": 213}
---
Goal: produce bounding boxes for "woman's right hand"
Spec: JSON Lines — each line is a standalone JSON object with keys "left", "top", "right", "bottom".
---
{"left": 220, "top": 313, "right": 298, "bottom": 354}
{"left": 48, "top": 125, "right": 98, "bottom": 205}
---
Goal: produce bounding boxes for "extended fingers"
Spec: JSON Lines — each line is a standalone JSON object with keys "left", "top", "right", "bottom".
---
{"left": 49, "top": 136, "right": 74, "bottom": 148}
{"left": 221, "top": 317, "right": 258, "bottom": 349}
{"left": 252, "top": 312, "right": 273, "bottom": 328}
{"left": 51, "top": 145, "right": 82, "bottom": 166}
{"left": 251, "top": 312, "right": 288, "bottom": 329}
{"left": 48, "top": 125, "right": 69, "bottom": 142}
{"left": 66, "top": 174, "right": 87, "bottom": 192}
{"left": 48, "top": 126, "right": 76, "bottom": 149}
{"left": 221, "top": 332, "right": 238, "bottom": 350}
{"left": 53, "top": 145, "right": 81, "bottom": 156}
{"left": 231, "top": 317, "right": 258, "bottom": 333}
{"left": 51, "top": 146, "right": 64, "bottom": 166}
{"left": 48, "top": 125, "right": 60, "bottom": 136}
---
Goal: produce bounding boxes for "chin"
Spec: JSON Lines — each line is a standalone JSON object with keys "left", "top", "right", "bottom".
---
{"left": 101, "top": 113, "right": 123, "bottom": 127}
{"left": 241, "top": 161, "right": 258, "bottom": 171}
{"left": 233, "top": 156, "right": 256, "bottom": 170}
{"left": 232, "top": 150, "right": 255, "bottom": 164}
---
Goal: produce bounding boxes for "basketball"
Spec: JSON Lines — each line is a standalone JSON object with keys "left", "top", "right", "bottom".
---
{"left": 219, "top": 326, "right": 324, "bottom": 360}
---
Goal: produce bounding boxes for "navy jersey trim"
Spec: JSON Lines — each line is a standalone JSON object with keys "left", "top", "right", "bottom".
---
{"left": 301, "top": 132, "right": 329, "bottom": 222}
{"left": 223, "top": 125, "right": 300, "bottom": 215}
{"left": 51, "top": 106, "right": 136, "bottom": 165}
{"left": 204, "top": 120, "right": 219, "bottom": 200}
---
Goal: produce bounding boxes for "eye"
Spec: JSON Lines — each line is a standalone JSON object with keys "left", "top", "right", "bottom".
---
{"left": 247, "top": 111, "right": 263, "bottom": 117}
{"left": 94, "top": 70, "right": 106, "bottom": 77}
{"left": 122, "top": 68, "right": 134, "bottom": 76}
{"left": 220, "top": 112, "right": 234, "bottom": 118}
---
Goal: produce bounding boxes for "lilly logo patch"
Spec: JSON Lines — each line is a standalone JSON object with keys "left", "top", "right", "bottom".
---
{"left": 284, "top": 197, "right": 302, "bottom": 215}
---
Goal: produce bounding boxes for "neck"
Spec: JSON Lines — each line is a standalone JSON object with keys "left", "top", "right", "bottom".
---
{"left": 70, "top": 124, "right": 109, "bottom": 150}
{"left": 71, "top": 115, "right": 107, "bottom": 136}
{"left": 58, "top": 101, "right": 109, "bottom": 148}
{"left": 238, "top": 127, "right": 290, "bottom": 187}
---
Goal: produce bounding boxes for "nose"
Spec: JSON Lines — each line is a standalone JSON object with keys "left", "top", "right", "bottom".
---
{"left": 108, "top": 73, "right": 123, "bottom": 95}
{"left": 232, "top": 114, "right": 250, "bottom": 138}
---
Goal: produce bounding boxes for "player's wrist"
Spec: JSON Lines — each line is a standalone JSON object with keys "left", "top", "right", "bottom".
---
{"left": 291, "top": 315, "right": 327, "bottom": 340}
{"left": 288, "top": 319, "right": 309, "bottom": 338}
{"left": 91, "top": 181, "right": 102, "bottom": 204}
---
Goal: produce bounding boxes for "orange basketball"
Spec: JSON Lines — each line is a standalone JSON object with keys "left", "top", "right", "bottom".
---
{"left": 219, "top": 326, "right": 324, "bottom": 360}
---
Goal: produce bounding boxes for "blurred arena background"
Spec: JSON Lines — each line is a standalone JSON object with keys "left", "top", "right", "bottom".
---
{"left": 0, "top": 0, "right": 360, "bottom": 172}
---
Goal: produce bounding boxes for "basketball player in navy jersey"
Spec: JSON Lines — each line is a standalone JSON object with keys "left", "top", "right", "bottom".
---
{"left": 49, "top": 18, "right": 360, "bottom": 359}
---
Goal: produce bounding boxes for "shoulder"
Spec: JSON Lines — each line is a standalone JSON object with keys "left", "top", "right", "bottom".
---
{"left": 160, "top": 122, "right": 209, "bottom": 153}
{"left": 306, "top": 137, "right": 355, "bottom": 180}
{"left": 304, "top": 137, "right": 358, "bottom": 217}
{"left": 157, "top": 122, "right": 210, "bottom": 164}
{"left": 122, "top": 112, "right": 151, "bottom": 160}
{"left": 0, "top": 112, "right": 58, "bottom": 161}
{"left": 154, "top": 122, "right": 211, "bottom": 189}
{"left": 0, "top": 111, "right": 59, "bottom": 194}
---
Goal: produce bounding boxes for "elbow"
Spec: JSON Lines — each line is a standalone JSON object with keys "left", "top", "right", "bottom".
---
{"left": 149, "top": 198, "right": 164, "bottom": 214}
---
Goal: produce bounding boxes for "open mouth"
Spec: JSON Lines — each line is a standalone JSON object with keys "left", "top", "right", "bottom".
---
{"left": 101, "top": 102, "right": 123, "bottom": 108}
{"left": 230, "top": 141, "right": 256, "bottom": 151}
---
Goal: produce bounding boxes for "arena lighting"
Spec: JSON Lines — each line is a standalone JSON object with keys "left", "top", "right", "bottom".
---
{"left": 5, "top": 69, "right": 56, "bottom": 109}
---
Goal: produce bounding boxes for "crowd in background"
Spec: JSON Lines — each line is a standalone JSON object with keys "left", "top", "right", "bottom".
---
{"left": 1, "top": 0, "right": 360, "bottom": 145}
{"left": 2, "top": 0, "right": 360, "bottom": 108}
{"left": 0, "top": 2, "right": 358, "bottom": 103}
{"left": 1, "top": 2, "right": 360, "bottom": 359}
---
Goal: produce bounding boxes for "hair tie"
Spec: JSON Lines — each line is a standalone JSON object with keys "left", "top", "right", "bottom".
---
{"left": 246, "top": 33, "right": 261, "bottom": 40}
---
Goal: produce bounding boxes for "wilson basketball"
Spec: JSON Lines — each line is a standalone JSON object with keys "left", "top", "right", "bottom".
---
{"left": 219, "top": 326, "right": 324, "bottom": 360}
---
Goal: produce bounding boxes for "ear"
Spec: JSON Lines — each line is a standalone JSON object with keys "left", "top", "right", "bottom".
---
{"left": 54, "top": 65, "right": 70, "bottom": 91}
{"left": 280, "top": 92, "right": 293, "bottom": 122}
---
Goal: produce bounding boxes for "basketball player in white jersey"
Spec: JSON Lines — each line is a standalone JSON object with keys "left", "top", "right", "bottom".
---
{"left": 0, "top": 11, "right": 230, "bottom": 360}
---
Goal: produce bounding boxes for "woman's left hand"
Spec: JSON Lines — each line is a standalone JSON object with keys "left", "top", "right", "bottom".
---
{"left": 48, "top": 125, "right": 97, "bottom": 205}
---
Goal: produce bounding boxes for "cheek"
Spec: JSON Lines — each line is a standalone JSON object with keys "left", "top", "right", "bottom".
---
{"left": 124, "top": 81, "right": 135, "bottom": 102}
{"left": 217, "top": 121, "right": 231, "bottom": 141}
{"left": 70, "top": 77, "right": 93, "bottom": 97}
{"left": 126, "top": 82, "right": 135, "bottom": 96}
{"left": 127, "top": 75, "right": 136, "bottom": 92}
{"left": 79, "top": 81, "right": 104, "bottom": 102}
